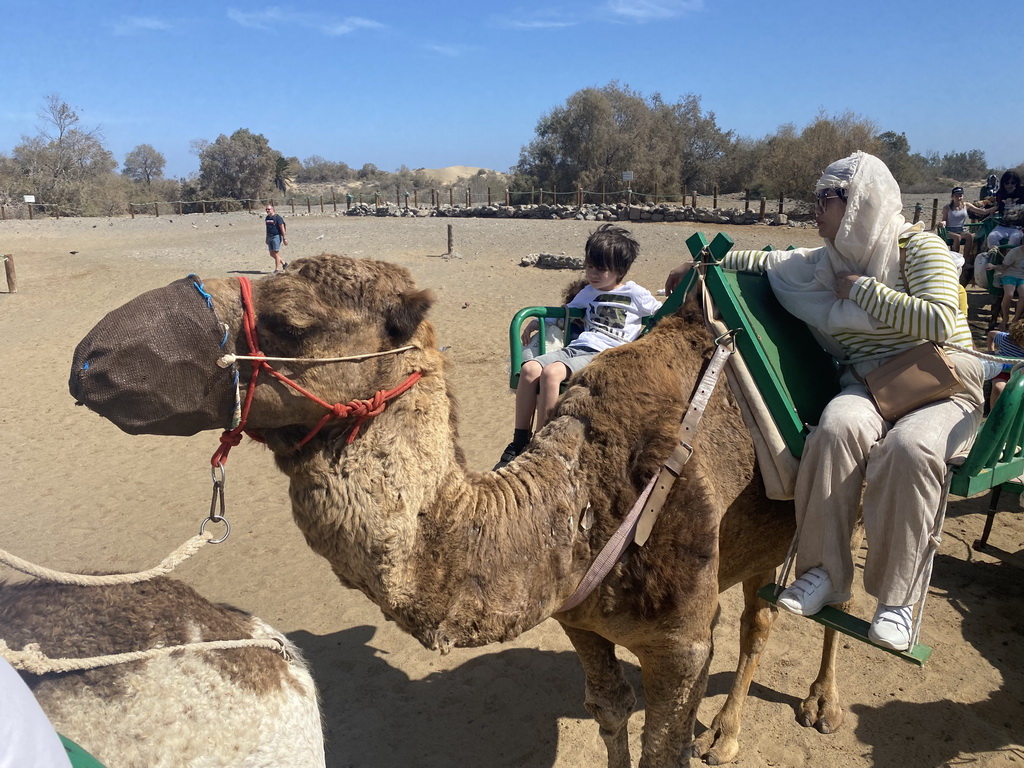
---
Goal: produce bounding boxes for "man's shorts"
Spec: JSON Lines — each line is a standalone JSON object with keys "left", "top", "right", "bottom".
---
{"left": 266, "top": 235, "right": 282, "bottom": 252}
{"left": 527, "top": 345, "right": 598, "bottom": 374}
{"left": 1002, "top": 275, "right": 1024, "bottom": 287}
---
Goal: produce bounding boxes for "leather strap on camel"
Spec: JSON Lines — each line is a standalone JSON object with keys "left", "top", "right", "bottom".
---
{"left": 557, "top": 325, "right": 735, "bottom": 612}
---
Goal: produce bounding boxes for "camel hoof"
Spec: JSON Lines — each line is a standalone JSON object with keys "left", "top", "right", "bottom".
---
{"left": 797, "top": 698, "right": 844, "bottom": 734}
{"left": 692, "top": 731, "right": 739, "bottom": 765}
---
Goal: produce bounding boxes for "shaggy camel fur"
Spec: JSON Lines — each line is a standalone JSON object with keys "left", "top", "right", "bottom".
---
{"left": 0, "top": 577, "right": 325, "bottom": 768}
{"left": 71, "top": 254, "right": 852, "bottom": 767}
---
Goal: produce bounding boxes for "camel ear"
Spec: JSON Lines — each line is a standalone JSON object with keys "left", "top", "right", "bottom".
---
{"left": 386, "top": 289, "right": 433, "bottom": 342}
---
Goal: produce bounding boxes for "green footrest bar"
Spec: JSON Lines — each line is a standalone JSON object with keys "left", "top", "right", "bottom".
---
{"left": 757, "top": 584, "right": 932, "bottom": 666}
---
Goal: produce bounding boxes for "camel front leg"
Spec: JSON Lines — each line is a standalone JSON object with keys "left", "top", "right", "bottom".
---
{"left": 693, "top": 571, "right": 777, "bottom": 766}
{"left": 633, "top": 632, "right": 714, "bottom": 768}
{"left": 560, "top": 623, "right": 636, "bottom": 768}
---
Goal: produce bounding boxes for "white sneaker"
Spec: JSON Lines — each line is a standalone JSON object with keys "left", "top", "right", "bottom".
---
{"left": 776, "top": 567, "right": 851, "bottom": 616}
{"left": 868, "top": 604, "right": 913, "bottom": 651}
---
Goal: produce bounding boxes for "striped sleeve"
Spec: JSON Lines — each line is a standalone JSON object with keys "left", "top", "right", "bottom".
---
{"left": 847, "top": 232, "right": 962, "bottom": 343}
{"left": 720, "top": 249, "right": 777, "bottom": 273}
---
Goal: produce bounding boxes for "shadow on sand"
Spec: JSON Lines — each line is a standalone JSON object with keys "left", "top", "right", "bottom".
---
{"left": 850, "top": 548, "right": 1023, "bottom": 766}
{"left": 289, "top": 626, "right": 644, "bottom": 768}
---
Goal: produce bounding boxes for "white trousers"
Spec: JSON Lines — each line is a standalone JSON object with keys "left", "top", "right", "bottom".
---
{"left": 987, "top": 225, "right": 1023, "bottom": 249}
{"left": 793, "top": 353, "right": 984, "bottom": 606}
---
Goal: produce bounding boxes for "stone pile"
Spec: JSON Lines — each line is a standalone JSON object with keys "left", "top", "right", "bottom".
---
{"left": 343, "top": 201, "right": 803, "bottom": 226}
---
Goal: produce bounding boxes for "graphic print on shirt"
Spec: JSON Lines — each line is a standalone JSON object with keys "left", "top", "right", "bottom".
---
{"left": 588, "top": 293, "right": 633, "bottom": 342}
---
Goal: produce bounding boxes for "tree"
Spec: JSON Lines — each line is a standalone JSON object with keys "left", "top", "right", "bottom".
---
{"left": 274, "top": 155, "right": 296, "bottom": 195}
{"left": 12, "top": 94, "right": 116, "bottom": 213}
{"left": 876, "top": 131, "right": 918, "bottom": 187}
{"left": 514, "top": 82, "right": 731, "bottom": 199}
{"left": 197, "top": 129, "right": 279, "bottom": 200}
{"left": 122, "top": 144, "right": 165, "bottom": 186}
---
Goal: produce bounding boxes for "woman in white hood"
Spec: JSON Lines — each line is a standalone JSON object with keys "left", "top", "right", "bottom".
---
{"left": 666, "top": 152, "right": 984, "bottom": 651}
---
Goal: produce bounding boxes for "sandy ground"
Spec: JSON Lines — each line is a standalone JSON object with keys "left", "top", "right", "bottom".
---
{"left": 1, "top": 211, "right": 1022, "bottom": 768}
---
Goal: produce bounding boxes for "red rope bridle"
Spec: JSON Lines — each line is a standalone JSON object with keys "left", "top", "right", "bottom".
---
{"left": 211, "top": 276, "right": 422, "bottom": 468}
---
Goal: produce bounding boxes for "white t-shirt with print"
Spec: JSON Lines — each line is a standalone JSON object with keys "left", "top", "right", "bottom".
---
{"left": 566, "top": 281, "right": 662, "bottom": 353}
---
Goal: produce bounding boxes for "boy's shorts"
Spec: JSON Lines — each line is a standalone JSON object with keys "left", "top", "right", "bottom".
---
{"left": 1002, "top": 275, "right": 1024, "bottom": 287}
{"left": 528, "top": 345, "right": 598, "bottom": 374}
{"left": 266, "top": 235, "right": 282, "bottom": 252}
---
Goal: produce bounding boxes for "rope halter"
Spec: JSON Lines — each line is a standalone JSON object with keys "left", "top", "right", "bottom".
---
{"left": 211, "top": 276, "right": 422, "bottom": 468}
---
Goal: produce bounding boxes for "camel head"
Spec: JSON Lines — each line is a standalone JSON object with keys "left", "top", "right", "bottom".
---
{"left": 70, "top": 255, "right": 438, "bottom": 437}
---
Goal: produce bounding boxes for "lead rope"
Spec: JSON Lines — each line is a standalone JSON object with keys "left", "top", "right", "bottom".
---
{"left": 0, "top": 532, "right": 291, "bottom": 673}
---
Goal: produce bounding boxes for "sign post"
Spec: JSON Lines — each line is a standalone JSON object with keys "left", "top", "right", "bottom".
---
{"left": 622, "top": 171, "right": 634, "bottom": 205}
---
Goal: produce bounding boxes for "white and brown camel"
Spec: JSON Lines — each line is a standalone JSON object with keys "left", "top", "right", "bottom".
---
{"left": 0, "top": 576, "right": 325, "bottom": 768}
{"left": 69, "top": 254, "right": 848, "bottom": 767}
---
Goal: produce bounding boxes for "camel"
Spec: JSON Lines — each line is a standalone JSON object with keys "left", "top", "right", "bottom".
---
{"left": 0, "top": 576, "right": 325, "bottom": 768}
{"left": 68, "top": 254, "right": 846, "bottom": 767}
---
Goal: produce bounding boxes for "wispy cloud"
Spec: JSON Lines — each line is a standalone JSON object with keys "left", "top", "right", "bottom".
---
{"left": 494, "top": 10, "right": 577, "bottom": 30}
{"left": 227, "top": 7, "right": 287, "bottom": 31}
{"left": 322, "top": 17, "right": 383, "bottom": 36}
{"left": 228, "top": 7, "right": 383, "bottom": 36}
{"left": 111, "top": 16, "right": 174, "bottom": 35}
{"left": 424, "top": 43, "right": 465, "bottom": 58}
{"left": 606, "top": 0, "right": 703, "bottom": 21}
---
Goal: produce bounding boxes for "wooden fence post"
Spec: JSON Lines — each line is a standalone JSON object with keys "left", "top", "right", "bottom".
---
{"left": 3, "top": 254, "right": 16, "bottom": 293}
{"left": 320, "top": 196, "right": 324, "bottom": 213}
{"left": 691, "top": 191, "right": 697, "bottom": 208}
{"left": 201, "top": 201, "right": 206, "bottom": 215}
{"left": 290, "top": 199, "right": 296, "bottom": 214}
{"left": 487, "top": 187, "right": 492, "bottom": 206}
{"left": 129, "top": 204, "right": 135, "bottom": 219}
{"left": 331, "top": 189, "right": 337, "bottom": 212}
{"left": 154, "top": 202, "right": 159, "bottom": 217}
{"left": 744, "top": 189, "right": 750, "bottom": 212}
{"left": 505, "top": 189, "right": 510, "bottom": 206}
{"left": 178, "top": 201, "right": 183, "bottom": 215}
{"left": 931, "top": 198, "right": 938, "bottom": 230}
{"left": 713, "top": 185, "right": 718, "bottom": 209}
{"left": 28, "top": 204, "right": 33, "bottom": 220}
{"left": 449, "top": 188, "right": 454, "bottom": 207}
{"left": 1, "top": 205, "right": 5, "bottom": 221}
{"left": 778, "top": 194, "right": 784, "bottom": 215}
{"left": 759, "top": 197, "right": 766, "bottom": 223}
{"left": 447, "top": 224, "right": 454, "bottom": 256}
{"left": 913, "top": 202, "right": 922, "bottom": 224}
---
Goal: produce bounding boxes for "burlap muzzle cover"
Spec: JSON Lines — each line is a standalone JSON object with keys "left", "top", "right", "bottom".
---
{"left": 69, "top": 275, "right": 237, "bottom": 436}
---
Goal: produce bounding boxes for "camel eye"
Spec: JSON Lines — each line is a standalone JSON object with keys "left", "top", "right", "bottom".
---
{"left": 260, "top": 311, "right": 313, "bottom": 343}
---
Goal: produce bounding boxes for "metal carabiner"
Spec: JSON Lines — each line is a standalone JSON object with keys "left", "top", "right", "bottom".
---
{"left": 201, "top": 462, "right": 230, "bottom": 544}
{"left": 714, "top": 328, "right": 741, "bottom": 348}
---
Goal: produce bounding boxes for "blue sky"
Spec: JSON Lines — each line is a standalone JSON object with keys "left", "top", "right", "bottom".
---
{"left": 4, "top": 0, "right": 1022, "bottom": 180}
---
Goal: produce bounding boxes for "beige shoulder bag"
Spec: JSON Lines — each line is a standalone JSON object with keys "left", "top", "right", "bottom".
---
{"left": 862, "top": 243, "right": 965, "bottom": 422}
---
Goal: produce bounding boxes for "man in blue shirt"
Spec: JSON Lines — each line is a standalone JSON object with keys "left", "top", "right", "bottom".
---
{"left": 264, "top": 204, "right": 288, "bottom": 273}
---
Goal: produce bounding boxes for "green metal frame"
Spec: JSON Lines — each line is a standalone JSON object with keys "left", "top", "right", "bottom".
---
{"left": 60, "top": 735, "right": 106, "bottom": 768}
{"left": 756, "top": 585, "right": 933, "bottom": 664}
{"left": 508, "top": 306, "right": 585, "bottom": 390}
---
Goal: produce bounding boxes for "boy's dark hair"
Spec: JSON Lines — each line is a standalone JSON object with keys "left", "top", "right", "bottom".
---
{"left": 584, "top": 224, "right": 639, "bottom": 278}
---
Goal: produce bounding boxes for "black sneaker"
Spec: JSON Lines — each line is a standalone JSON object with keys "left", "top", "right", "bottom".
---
{"left": 493, "top": 442, "right": 521, "bottom": 470}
